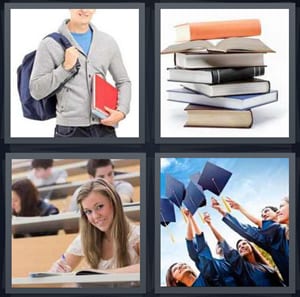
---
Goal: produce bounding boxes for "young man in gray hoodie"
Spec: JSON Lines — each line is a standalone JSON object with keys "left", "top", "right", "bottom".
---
{"left": 29, "top": 9, "right": 131, "bottom": 137}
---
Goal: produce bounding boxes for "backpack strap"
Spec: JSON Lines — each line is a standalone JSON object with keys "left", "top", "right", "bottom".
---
{"left": 46, "top": 32, "right": 73, "bottom": 49}
{"left": 45, "top": 32, "right": 80, "bottom": 71}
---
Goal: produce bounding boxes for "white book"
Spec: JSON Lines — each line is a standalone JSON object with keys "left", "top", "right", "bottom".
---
{"left": 181, "top": 79, "right": 270, "bottom": 97}
{"left": 175, "top": 52, "right": 265, "bottom": 69}
{"left": 167, "top": 88, "right": 278, "bottom": 110}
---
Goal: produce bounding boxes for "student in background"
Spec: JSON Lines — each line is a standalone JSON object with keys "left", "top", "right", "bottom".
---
{"left": 27, "top": 159, "right": 68, "bottom": 187}
{"left": 214, "top": 196, "right": 289, "bottom": 285}
{"left": 12, "top": 178, "right": 59, "bottom": 237}
{"left": 50, "top": 178, "right": 140, "bottom": 272}
{"left": 68, "top": 159, "right": 134, "bottom": 211}
{"left": 276, "top": 197, "right": 289, "bottom": 225}
{"left": 210, "top": 198, "right": 284, "bottom": 286}
{"left": 201, "top": 212, "right": 242, "bottom": 286}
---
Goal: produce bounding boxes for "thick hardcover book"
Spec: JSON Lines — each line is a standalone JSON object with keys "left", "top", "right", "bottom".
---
{"left": 184, "top": 104, "right": 253, "bottom": 128}
{"left": 167, "top": 88, "right": 278, "bottom": 110}
{"left": 167, "top": 66, "right": 266, "bottom": 84}
{"left": 175, "top": 19, "right": 261, "bottom": 41}
{"left": 162, "top": 37, "right": 273, "bottom": 54}
{"left": 174, "top": 52, "right": 265, "bottom": 69}
{"left": 180, "top": 78, "right": 270, "bottom": 97}
{"left": 92, "top": 74, "right": 118, "bottom": 119}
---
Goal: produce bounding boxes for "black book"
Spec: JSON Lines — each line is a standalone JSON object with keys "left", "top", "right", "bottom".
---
{"left": 167, "top": 66, "right": 266, "bottom": 84}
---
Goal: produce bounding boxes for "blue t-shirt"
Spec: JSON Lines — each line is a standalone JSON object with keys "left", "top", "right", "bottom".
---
{"left": 71, "top": 26, "right": 93, "bottom": 55}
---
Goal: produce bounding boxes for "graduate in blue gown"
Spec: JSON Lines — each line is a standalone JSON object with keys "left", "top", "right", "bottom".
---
{"left": 165, "top": 262, "right": 207, "bottom": 287}
{"left": 184, "top": 209, "right": 222, "bottom": 286}
{"left": 202, "top": 213, "right": 243, "bottom": 286}
{"left": 214, "top": 196, "right": 289, "bottom": 285}
{"left": 210, "top": 198, "right": 285, "bottom": 286}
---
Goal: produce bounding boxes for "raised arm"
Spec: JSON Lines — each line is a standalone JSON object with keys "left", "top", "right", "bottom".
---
{"left": 189, "top": 212, "right": 203, "bottom": 236}
{"left": 203, "top": 212, "right": 224, "bottom": 243}
{"left": 225, "top": 197, "right": 262, "bottom": 228}
{"left": 183, "top": 209, "right": 198, "bottom": 262}
{"left": 211, "top": 197, "right": 227, "bottom": 217}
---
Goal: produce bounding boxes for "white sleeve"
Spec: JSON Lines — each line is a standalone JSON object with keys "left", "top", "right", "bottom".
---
{"left": 67, "top": 186, "right": 81, "bottom": 212}
{"left": 65, "top": 234, "right": 84, "bottom": 256}
{"left": 114, "top": 181, "right": 134, "bottom": 202}
{"left": 128, "top": 223, "right": 140, "bottom": 248}
{"left": 55, "top": 168, "right": 68, "bottom": 183}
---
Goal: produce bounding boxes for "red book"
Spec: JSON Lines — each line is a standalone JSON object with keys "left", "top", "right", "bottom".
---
{"left": 92, "top": 74, "right": 118, "bottom": 119}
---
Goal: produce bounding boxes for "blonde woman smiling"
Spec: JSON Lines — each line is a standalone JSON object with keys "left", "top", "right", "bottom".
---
{"left": 50, "top": 178, "right": 140, "bottom": 273}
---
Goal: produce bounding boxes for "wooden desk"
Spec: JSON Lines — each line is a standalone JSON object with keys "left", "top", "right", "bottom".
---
{"left": 12, "top": 203, "right": 140, "bottom": 234}
{"left": 12, "top": 159, "right": 86, "bottom": 174}
{"left": 12, "top": 159, "right": 140, "bottom": 180}
{"left": 12, "top": 233, "right": 79, "bottom": 277}
{"left": 38, "top": 171, "right": 140, "bottom": 199}
{"left": 12, "top": 273, "right": 140, "bottom": 288}
{"left": 48, "top": 184, "right": 140, "bottom": 212}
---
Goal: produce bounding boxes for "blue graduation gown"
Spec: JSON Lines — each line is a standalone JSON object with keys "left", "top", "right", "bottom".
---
{"left": 220, "top": 240, "right": 284, "bottom": 286}
{"left": 222, "top": 213, "right": 289, "bottom": 285}
{"left": 187, "top": 234, "right": 240, "bottom": 286}
{"left": 214, "top": 258, "right": 241, "bottom": 286}
{"left": 186, "top": 234, "right": 222, "bottom": 286}
{"left": 192, "top": 274, "right": 207, "bottom": 287}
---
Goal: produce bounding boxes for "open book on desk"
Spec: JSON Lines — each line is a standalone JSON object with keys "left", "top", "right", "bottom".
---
{"left": 30, "top": 269, "right": 108, "bottom": 277}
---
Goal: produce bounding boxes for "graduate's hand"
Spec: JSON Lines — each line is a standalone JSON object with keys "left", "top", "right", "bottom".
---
{"left": 211, "top": 197, "right": 226, "bottom": 216}
{"left": 183, "top": 208, "right": 192, "bottom": 219}
{"left": 100, "top": 107, "right": 125, "bottom": 127}
{"left": 211, "top": 197, "right": 221, "bottom": 210}
{"left": 63, "top": 46, "right": 79, "bottom": 70}
{"left": 203, "top": 212, "right": 211, "bottom": 224}
{"left": 225, "top": 197, "right": 240, "bottom": 210}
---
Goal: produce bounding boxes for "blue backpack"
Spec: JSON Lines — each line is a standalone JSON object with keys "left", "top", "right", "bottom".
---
{"left": 17, "top": 33, "right": 79, "bottom": 121}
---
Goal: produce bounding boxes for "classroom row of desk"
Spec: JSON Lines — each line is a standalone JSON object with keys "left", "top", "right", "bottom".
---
{"left": 12, "top": 158, "right": 140, "bottom": 180}
{"left": 11, "top": 206, "right": 141, "bottom": 287}
{"left": 10, "top": 159, "right": 142, "bottom": 288}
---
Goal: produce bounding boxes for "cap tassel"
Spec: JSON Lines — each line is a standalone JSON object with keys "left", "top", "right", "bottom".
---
{"left": 222, "top": 197, "right": 231, "bottom": 213}
{"left": 160, "top": 212, "right": 175, "bottom": 243}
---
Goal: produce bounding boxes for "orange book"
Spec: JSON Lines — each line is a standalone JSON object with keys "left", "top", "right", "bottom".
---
{"left": 92, "top": 74, "right": 118, "bottom": 119}
{"left": 175, "top": 19, "right": 261, "bottom": 41}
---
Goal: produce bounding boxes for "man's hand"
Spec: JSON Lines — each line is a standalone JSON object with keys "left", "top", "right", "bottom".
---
{"left": 100, "top": 107, "right": 125, "bottom": 127}
{"left": 63, "top": 46, "right": 79, "bottom": 70}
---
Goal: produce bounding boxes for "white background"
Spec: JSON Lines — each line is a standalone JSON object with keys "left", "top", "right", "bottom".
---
{"left": 10, "top": 9, "right": 139, "bottom": 138}
{"left": 160, "top": 9, "right": 290, "bottom": 138}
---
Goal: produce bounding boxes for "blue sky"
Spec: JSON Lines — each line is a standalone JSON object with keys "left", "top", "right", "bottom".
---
{"left": 160, "top": 157, "right": 289, "bottom": 286}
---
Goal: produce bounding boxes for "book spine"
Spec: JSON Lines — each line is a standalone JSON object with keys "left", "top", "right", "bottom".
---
{"left": 211, "top": 66, "right": 265, "bottom": 84}
{"left": 187, "top": 19, "right": 261, "bottom": 41}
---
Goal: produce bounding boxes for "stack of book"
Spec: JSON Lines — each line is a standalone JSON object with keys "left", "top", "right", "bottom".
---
{"left": 161, "top": 19, "right": 278, "bottom": 128}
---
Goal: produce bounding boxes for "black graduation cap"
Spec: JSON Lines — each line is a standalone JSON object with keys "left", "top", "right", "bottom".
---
{"left": 160, "top": 198, "right": 176, "bottom": 226}
{"left": 198, "top": 162, "right": 232, "bottom": 196}
{"left": 183, "top": 181, "right": 206, "bottom": 215}
{"left": 166, "top": 174, "right": 186, "bottom": 208}
{"left": 190, "top": 171, "right": 201, "bottom": 184}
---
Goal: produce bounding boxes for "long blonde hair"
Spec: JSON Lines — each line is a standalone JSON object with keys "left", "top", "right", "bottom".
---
{"left": 77, "top": 178, "right": 131, "bottom": 268}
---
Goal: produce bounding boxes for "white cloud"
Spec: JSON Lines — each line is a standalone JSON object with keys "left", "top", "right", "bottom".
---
{"left": 161, "top": 158, "right": 177, "bottom": 172}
